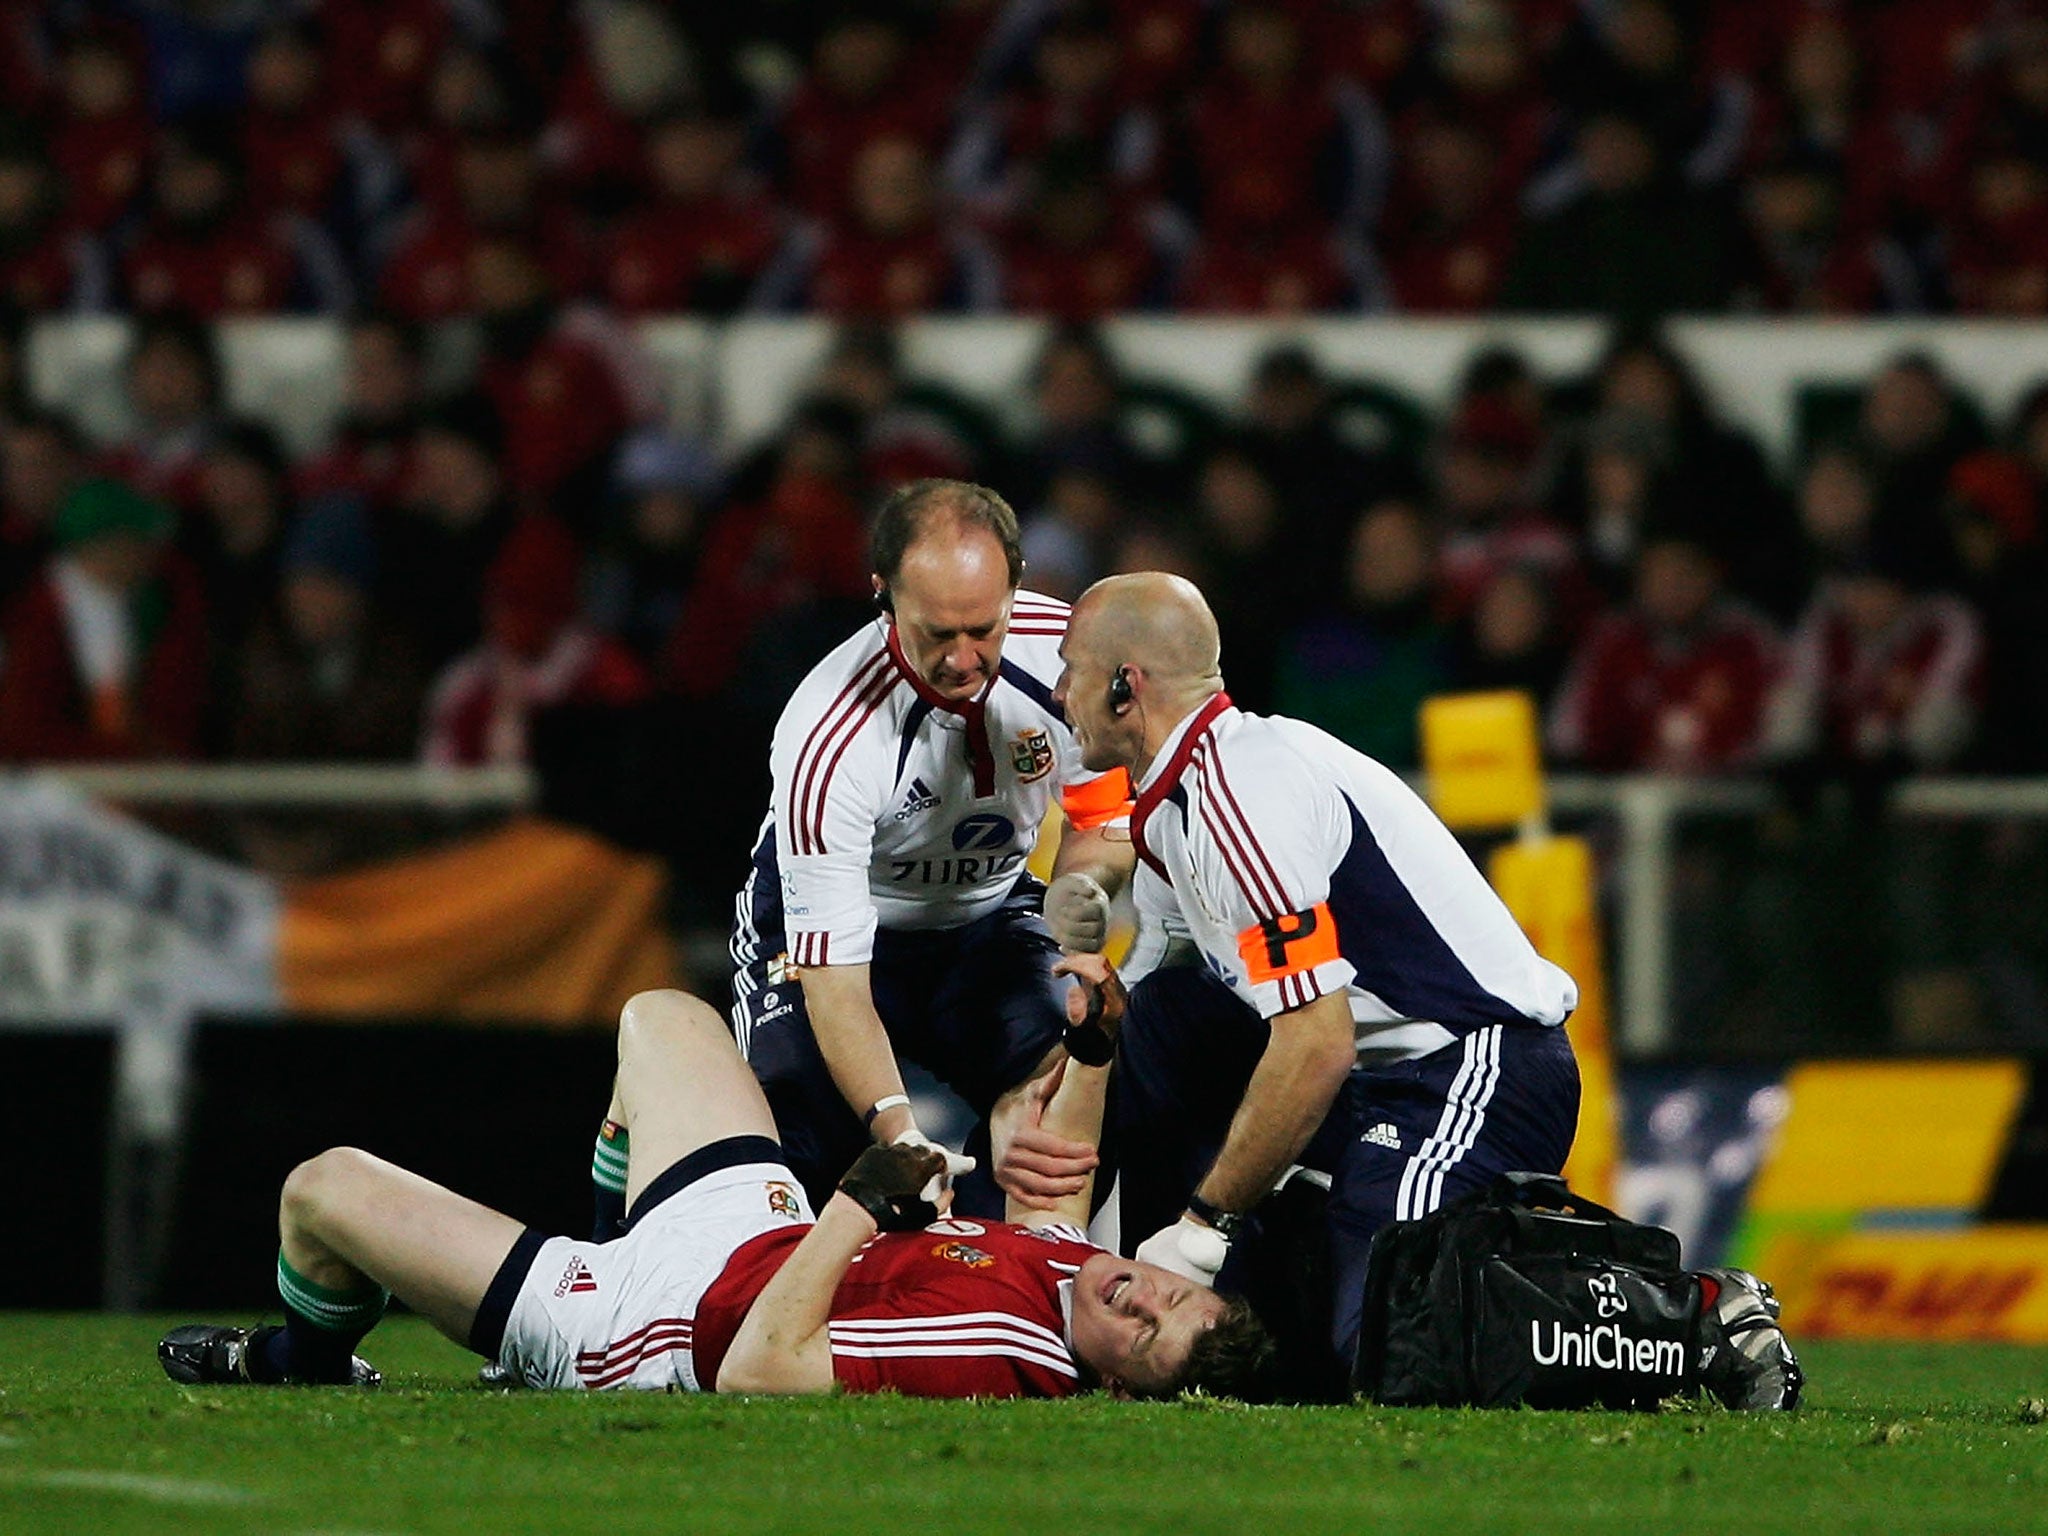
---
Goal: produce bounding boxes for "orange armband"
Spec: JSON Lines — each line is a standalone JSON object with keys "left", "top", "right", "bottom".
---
{"left": 1060, "top": 768, "right": 1133, "bottom": 831}
{"left": 1236, "top": 903, "right": 1341, "bottom": 984}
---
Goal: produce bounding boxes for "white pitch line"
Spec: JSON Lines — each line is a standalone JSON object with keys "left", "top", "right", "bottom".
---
{"left": 0, "top": 1469, "right": 263, "bottom": 1505}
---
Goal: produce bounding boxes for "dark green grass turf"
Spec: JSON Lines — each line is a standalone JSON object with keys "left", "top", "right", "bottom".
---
{"left": 2, "top": 1315, "right": 2046, "bottom": 1536}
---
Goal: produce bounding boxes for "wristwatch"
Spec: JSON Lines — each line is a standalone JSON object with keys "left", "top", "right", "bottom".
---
{"left": 1185, "top": 1192, "right": 1244, "bottom": 1240}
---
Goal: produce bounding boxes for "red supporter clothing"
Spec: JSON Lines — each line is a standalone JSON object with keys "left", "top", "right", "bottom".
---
{"left": 1741, "top": 89, "right": 1906, "bottom": 238}
{"left": 323, "top": 0, "right": 453, "bottom": 133}
{"left": 295, "top": 434, "right": 413, "bottom": 513}
{"left": 1947, "top": 195, "right": 2048, "bottom": 316}
{"left": 1109, "top": 0, "right": 1206, "bottom": 106}
{"left": 121, "top": 218, "right": 298, "bottom": 316}
{"left": 664, "top": 470, "right": 869, "bottom": 699}
{"left": 378, "top": 209, "right": 595, "bottom": 322}
{"left": 51, "top": 113, "right": 152, "bottom": 234}
{"left": 1392, "top": 92, "right": 1553, "bottom": 221}
{"left": 1745, "top": 229, "right": 1891, "bottom": 314}
{"left": 477, "top": 328, "right": 632, "bottom": 504}
{"left": 778, "top": 79, "right": 951, "bottom": 219}
{"left": 1001, "top": 218, "right": 1160, "bottom": 317}
{"left": 1188, "top": 81, "right": 1341, "bottom": 235}
{"left": 1323, "top": 0, "right": 1425, "bottom": 92}
{"left": 1772, "top": 587, "right": 1985, "bottom": 766}
{"left": 1438, "top": 512, "right": 1586, "bottom": 620}
{"left": 0, "top": 2, "right": 51, "bottom": 116}
{"left": 0, "top": 229, "right": 98, "bottom": 312}
{"left": 603, "top": 196, "right": 783, "bottom": 314}
{"left": 693, "top": 1219, "right": 1097, "bottom": 1399}
{"left": 1549, "top": 603, "right": 1782, "bottom": 771}
{"left": 545, "top": 51, "right": 650, "bottom": 201}
{"left": 810, "top": 226, "right": 972, "bottom": 317}
{"left": 909, "top": 0, "right": 1001, "bottom": 91}
{"left": 1176, "top": 223, "right": 1353, "bottom": 313}
{"left": 0, "top": 558, "right": 208, "bottom": 762}
{"left": 421, "top": 625, "right": 649, "bottom": 766}
{"left": 1870, "top": 0, "right": 1987, "bottom": 119}
{"left": 1380, "top": 211, "right": 1516, "bottom": 312}
{"left": 243, "top": 105, "right": 348, "bottom": 221}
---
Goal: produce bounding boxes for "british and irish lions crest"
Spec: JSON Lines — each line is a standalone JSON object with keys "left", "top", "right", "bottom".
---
{"left": 1010, "top": 727, "right": 1053, "bottom": 782}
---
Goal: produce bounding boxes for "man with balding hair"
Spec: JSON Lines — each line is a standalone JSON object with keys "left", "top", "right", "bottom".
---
{"left": 1039, "top": 571, "right": 1581, "bottom": 1372}
{"left": 589, "top": 479, "right": 1129, "bottom": 1236}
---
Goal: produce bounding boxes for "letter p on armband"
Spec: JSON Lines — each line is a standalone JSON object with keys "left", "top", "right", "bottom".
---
{"left": 1235, "top": 902, "right": 1341, "bottom": 984}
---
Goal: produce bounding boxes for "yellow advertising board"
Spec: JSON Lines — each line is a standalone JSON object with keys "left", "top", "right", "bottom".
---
{"left": 1756, "top": 1227, "right": 2048, "bottom": 1342}
{"left": 1420, "top": 691, "right": 1545, "bottom": 832}
{"left": 1490, "top": 833, "right": 1615, "bottom": 1205}
{"left": 1745, "top": 1060, "right": 2027, "bottom": 1215}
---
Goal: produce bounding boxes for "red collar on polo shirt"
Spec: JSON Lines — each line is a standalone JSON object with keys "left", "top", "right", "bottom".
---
{"left": 1130, "top": 691, "right": 1232, "bottom": 878}
{"left": 886, "top": 621, "right": 998, "bottom": 796}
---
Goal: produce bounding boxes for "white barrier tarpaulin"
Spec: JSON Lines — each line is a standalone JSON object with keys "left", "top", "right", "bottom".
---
{"left": 0, "top": 774, "right": 279, "bottom": 1031}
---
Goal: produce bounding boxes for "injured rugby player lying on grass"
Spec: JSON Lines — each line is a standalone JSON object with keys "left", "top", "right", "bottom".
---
{"left": 159, "top": 963, "right": 1282, "bottom": 1401}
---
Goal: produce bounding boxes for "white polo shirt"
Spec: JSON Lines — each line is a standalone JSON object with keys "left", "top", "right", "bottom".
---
{"left": 1130, "top": 694, "right": 1576, "bottom": 1059}
{"left": 746, "top": 592, "right": 1128, "bottom": 968}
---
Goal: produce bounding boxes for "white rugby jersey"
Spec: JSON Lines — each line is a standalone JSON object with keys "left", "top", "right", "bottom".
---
{"left": 748, "top": 592, "right": 1128, "bottom": 968}
{"left": 1131, "top": 694, "right": 1576, "bottom": 1057}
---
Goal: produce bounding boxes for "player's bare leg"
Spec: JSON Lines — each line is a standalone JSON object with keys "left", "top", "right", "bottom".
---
{"left": 159, "top": 1146, "right": 527, "bottom": 1389}
{"left": 277, "top": 1148, "right": 526, "bottom": 1345}
{"left": 610, "top": 987, "right": 783, "bottom": 1211}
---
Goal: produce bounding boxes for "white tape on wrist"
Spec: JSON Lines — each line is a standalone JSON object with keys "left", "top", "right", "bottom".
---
{"left": 1177, "top": 1219, "right": 1231, "bottom": 1276}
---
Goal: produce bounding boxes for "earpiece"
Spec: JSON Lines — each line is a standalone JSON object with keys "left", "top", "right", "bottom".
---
{"left": 1107, "top": 666, "right": 1134, "bottom": 713}
{"left": 873, "top": 584, "right": 894, "bottom": 614}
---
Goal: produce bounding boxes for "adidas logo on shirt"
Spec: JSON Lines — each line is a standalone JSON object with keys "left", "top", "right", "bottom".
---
{"left": 1362, "top": 1122, "right": 1403, "bottom": 1150}
{"left": 894, "top": 776, "right": 941, "bottom": 821}
{"left": 555, "top": 1257, "right": 600, "bottom": 1297}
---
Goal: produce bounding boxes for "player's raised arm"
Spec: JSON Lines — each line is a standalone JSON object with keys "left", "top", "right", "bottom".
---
{"left": 1001, "top": 953, "right": 1124, "bottom": 1228}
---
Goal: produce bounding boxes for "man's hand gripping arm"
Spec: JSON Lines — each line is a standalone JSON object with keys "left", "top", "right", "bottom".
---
{"left": 994, "top": 819, "right": 1138, "bottom": 1206}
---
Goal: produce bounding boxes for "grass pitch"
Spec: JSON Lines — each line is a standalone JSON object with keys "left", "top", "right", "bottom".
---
{"left": 1, "top": 1315, "right": 2044, "bottom": 1536}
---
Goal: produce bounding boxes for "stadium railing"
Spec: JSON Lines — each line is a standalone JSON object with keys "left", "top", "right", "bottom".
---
{"left": 10, "top": 761, "right": 2045, "bottom": 1056}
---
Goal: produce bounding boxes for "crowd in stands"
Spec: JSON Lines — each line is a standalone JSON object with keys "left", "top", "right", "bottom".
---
{"left": 0, "top": 0, "right": 2044, "bottom": 321}
{"left": 0, "top": 0, "right": 2041, "bottom": 913}
{"left": 1, "top": 309, "right": 2045, "bottom": 798}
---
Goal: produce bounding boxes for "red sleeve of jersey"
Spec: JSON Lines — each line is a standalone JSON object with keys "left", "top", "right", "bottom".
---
{"left": 690, "top": 1226, "right": 808, "bottom": 1391}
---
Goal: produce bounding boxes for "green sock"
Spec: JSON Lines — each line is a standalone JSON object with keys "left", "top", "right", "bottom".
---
{"left": 592, "top": 1120, "right": 629, "bottom": 1239}
{"left": 274, "top": 1252, "right": 387, "bottom": 1383}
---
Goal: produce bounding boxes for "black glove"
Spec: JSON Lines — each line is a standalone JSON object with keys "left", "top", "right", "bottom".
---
{"left": 838, "top": 1142, "right": 949, "bottom": 1231}
{"left": 1060, "top": 961, "right": 1128, "bottom": 1068}
{"left": 1063, "top": 983, "right": 1117, "bottom": 1066}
